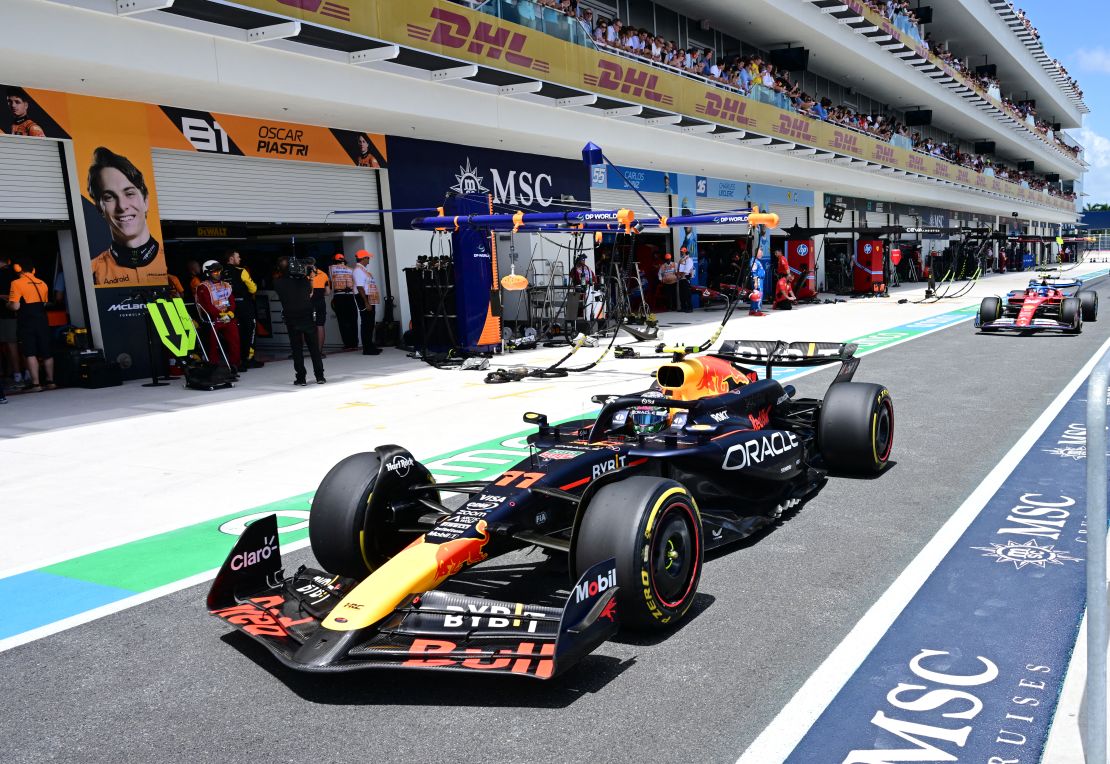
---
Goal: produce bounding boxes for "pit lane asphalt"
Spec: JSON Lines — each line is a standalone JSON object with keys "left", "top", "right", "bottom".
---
{"left": 5, "top": 282, "right": 1109, "bottom": 764}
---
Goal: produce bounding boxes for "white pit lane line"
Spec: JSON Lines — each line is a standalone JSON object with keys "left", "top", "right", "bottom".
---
{"left": 736, "top": 332, "right": 1110, "bottom": 764}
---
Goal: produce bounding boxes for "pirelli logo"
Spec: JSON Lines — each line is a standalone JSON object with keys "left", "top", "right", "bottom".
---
{"left": 830, "top": 130, "right": 862, "bottom": 155}
{"left": 408, "top": 8, "right": 550, "bottom": 73}
{"left": 583, "top": 61, "right": 672, "bottom": 104}
{"left": 774, "top": 115, "right": 814, "bottom": 142}
{"left": 696, "top": 92, "right": 755, "bottom": 126}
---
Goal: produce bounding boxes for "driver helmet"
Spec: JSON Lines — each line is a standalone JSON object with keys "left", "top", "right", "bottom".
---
{"left": 630, "top": 390, "right": 671, "bottom": 434}
{"left": 202, "top": 259, "right": 223, "bottom": 279}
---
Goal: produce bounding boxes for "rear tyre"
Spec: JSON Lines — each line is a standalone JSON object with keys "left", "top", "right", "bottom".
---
{"left": 1079, "top": 290, "right": 1098, "bottom": 322}
{"left": 978, "top": 296, "right": 1002, "bottom": 329}
{"left": 1060, "top": 297, "right": 1082, "bottom": 334}
{"left": 310, "top": 452, "right": 421, "bottom": 579}
{"left": 818, "top": 382, "right": 893, "bottom": 474}
{"left": 574, "top": 477, "right": 703, "bottom": 631}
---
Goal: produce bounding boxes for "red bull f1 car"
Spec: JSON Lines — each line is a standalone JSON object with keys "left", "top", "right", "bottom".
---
{"left": 977, "top": 276, "right": 1098, "bottom": 333}
{"left": 208, "top": 340, "right": 894, "bottom": 679}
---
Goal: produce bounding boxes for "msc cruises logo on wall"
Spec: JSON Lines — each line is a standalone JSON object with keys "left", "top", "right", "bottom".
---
{"left": 970, "top": 539, "right": 1082, "bottom": 571}
{"left": 451, "top": 158, "right": 489, "bottom": 196}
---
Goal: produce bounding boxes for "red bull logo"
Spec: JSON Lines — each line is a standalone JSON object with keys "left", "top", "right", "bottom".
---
{"left": 403, "top": 638, "right": 556, "bottom": 677}
{"left": 433, "top": 520, "right": 491, "bottom": 578}
{"left": 697, "top": 92, "right": 756, "bottom": 126}
{"left": 748, "top": 406, "right": 771, "bottom": 430}
{"left": 584, "top": 61, "right": 672, "bottom": 104}
{"left": 774, "top": 115, "right": 815, "bottom": 143}
{"left": 211, "top": 596, "right": 313, "bottom": 637}
{"left": 408, "top": 8, "right": 550, "bottom": 73}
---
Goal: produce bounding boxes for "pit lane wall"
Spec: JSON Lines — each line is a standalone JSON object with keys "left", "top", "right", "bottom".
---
{"left": 228, "top": 0, "right": 1074, "bottom": 214}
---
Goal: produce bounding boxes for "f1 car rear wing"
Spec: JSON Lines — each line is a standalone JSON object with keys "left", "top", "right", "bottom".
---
{"left": 715, "top": 340, "right": 859, "bottom": 381}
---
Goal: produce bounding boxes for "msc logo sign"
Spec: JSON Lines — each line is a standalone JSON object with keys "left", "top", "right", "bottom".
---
{"left": 275, "top": 0, "right": 350, "bottom": 22}
{"left": 872, "top": 144, "right": 895, "bottom": 164}
{"left": 584, "top": 61, "right": 673, "bottom": 104}
{"left": 696, "top": 93, "right": 756, "bottom": 126}
{"left": 830, "top": 130, "right": 862, "bottom": 155}
{"left": 408, "top": 8, "right": 550, "bottom": 74}
{"left": 774, "top": 115, "right": 814, "bottom": 142}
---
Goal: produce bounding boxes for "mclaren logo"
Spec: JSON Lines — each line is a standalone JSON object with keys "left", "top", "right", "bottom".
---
{"left": 107, "top": 300, "right": 146, "bottom": 312}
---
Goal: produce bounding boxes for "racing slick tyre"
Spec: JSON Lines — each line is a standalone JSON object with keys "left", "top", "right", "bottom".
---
{"left": 818, "top": 382, "right": 893, "bottom": 475}
{"left": 1078, "top": 290, "right": 1098, "bottom": 322}
{"left": 978, "top": 296, "right": 1002, "bottom": 329}
{"left": 1060, "top": 297, "right": 1083, "bottom": 334}
{"left": 310, "top": 452, "right": 422, "bottom": 579}
{"left": 574, "top": 477, "right": 703, "bottom": 631}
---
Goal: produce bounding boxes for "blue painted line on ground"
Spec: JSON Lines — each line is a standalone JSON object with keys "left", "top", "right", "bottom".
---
{"left": 0, "top": 571, "right": 137, "bottom": 639}
{"left": 786, "top": 380, "right": 1104, "bottom": 763}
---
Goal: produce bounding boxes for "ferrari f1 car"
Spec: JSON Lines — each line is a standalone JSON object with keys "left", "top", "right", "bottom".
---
{"left": 976, "top": 276, "right": 1098, "bottom": 333}
{"left": 208, "top": 340, "right": 893, "bottom": 678}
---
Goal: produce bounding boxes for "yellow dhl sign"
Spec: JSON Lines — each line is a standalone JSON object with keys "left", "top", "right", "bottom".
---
{"left": 230, "top": 0, "right": 1072, "bottom": 211}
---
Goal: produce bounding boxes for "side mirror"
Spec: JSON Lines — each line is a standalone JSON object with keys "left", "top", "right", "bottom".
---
{"left": 523, "top": 411, "right": 549, "bottom": 427}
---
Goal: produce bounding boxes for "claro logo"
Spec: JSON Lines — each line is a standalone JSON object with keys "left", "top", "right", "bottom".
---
{"left": 230, "top": 534, "right": 277, "bottom": 571}
{"left": 408, "top": 8, "right": 550, "bottom": 74}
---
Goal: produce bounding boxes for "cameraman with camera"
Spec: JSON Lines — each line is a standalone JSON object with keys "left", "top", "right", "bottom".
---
{"left": 274, "top": 256, "right": 325, "bottom": 386}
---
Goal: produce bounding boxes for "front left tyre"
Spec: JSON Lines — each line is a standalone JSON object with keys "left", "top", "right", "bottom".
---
{"left": 978, "top": 296, "right": 1002, "bottom": 328}
{"left": 310, "top": 451, "right": 425, "bottom": 579}
{"left": 1060, "top": 297, "right": 1083, "bottom": 334}
{"left": 574, "top": 477, "right": 703, "bottom": 631}
{"left": 1078, "top": 290, "right": 1098, "bottom": 322}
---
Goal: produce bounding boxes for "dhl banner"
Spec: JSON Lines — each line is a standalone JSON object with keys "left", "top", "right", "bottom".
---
{"left": 227, "top": 0, "right": 1071, "bottom": 213}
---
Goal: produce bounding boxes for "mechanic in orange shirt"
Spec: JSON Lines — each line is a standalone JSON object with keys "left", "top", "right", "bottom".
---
{"left": 310, "top": 259, "right": 330, "bottom": 354}
{"left": 6, "top": 261, "right": 54, "bottom": 391}
{"left": 86, "top": 147, "right": 168, "bottom": 288}
{"left": 6, "top": 88, "right": 45, "bottom": 138}
{"left": 328, "top": 254, "right": 358, "bottom": 350}
{"left": 194, "top": 260, "right": 240, "bottom": 369}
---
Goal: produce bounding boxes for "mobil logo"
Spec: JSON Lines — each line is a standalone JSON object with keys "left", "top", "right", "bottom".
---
{"left": 831, "top": 130, "right": 862, "bottom": 155}
{"left": 574, "top": 567, "right": 617, "bottom": 603}
{"left": 697, "top": 92, "right": 756, "bottom": 126}
{"left": 584, "top": 61, "right": 672, "bottom": 105}
{"left": 774, "top": 115, "right": 814, "bottom": 142}
{"left": 410, "top": 8, "right": 550, "bottom": 74}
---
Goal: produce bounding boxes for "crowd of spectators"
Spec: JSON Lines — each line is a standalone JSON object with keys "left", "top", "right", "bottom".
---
{"left": 493, "top": 0, "right": 1076, "bottom": 197}
{"left": 1002, "top": 3, "right": 1084, "bottom": 98}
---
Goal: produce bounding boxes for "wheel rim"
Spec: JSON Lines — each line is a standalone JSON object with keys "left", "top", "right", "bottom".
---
{"left": 874, "top": 399, "right": 894, "bottom": 463}
{"left": 650, "top": 502, "right": 699, "bottom": 609}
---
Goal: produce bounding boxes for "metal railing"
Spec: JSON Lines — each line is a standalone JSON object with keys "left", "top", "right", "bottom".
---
{"left": 1087, "top": 352, "right": 1109, "bottom": 763}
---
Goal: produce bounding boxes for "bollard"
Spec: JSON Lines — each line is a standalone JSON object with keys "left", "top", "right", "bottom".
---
{"left": 1086, "top": 351, "right": 1110, "bottom": 763}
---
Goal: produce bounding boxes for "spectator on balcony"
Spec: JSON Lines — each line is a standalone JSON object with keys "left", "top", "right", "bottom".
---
{"left": 606, "top": 17, "right": 621, "bottom": 44}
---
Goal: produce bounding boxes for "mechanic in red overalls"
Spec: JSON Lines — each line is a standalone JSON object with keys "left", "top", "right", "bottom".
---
{"left": 195, "top": 259, "right": 240, "bottom": 369}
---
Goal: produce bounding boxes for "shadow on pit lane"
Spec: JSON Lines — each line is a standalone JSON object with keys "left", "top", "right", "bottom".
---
{"left": 220, "top": 632, "right": 637, "bottom": 707}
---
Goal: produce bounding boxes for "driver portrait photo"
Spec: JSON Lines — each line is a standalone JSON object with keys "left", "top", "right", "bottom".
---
{"left": 5, "top": 87, "right": 45, "bottom": 137}
{"left": 86, "top": 146, "right": 168, "bottom": 288}
{"left": 355, "top": 133, "right": 380, "bottom": 168}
